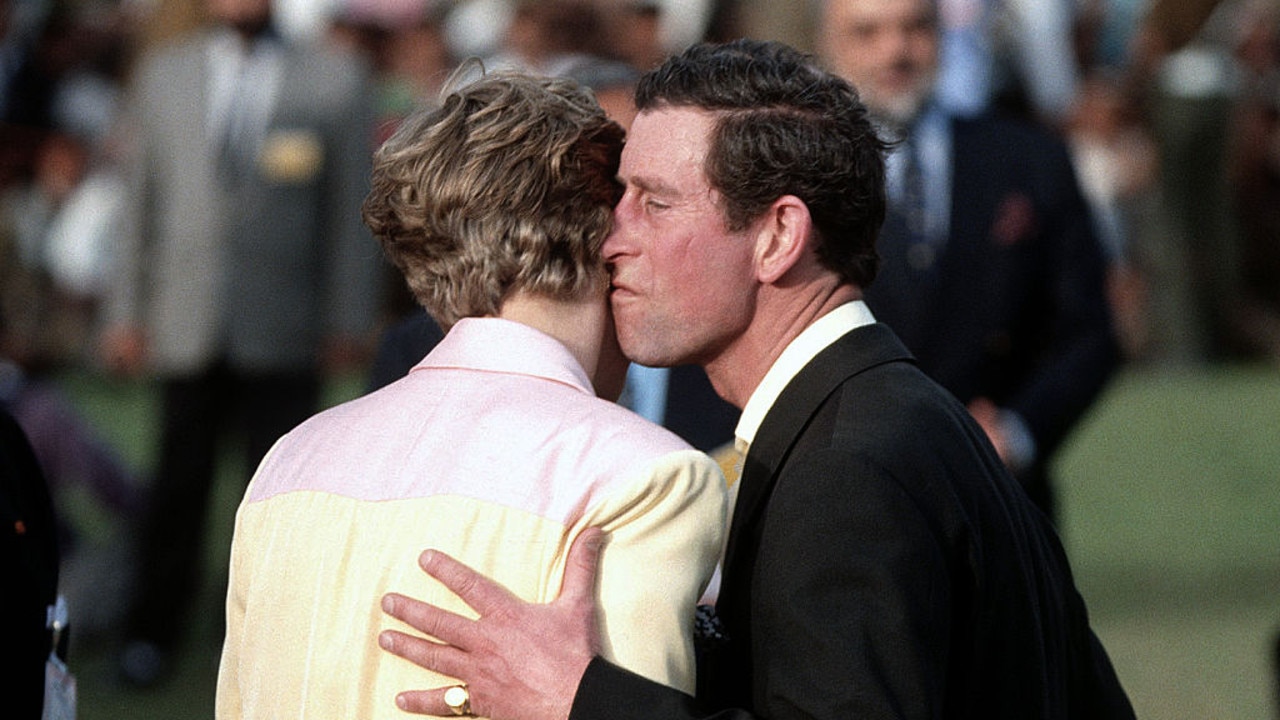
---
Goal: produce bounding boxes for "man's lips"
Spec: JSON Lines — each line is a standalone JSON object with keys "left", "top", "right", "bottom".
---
{"left": 607, "top": 275, "right": 637, "bottom": 297}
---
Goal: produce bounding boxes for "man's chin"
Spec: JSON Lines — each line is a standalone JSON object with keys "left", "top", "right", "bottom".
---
{"left": 868, "top": 88, "right": 932, "bottom": 130}
{"left": 616, "top": 336, "right": 666, "bottom": 370}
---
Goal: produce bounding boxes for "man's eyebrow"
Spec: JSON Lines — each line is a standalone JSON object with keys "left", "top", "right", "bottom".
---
{"left": 622, "top": 174, "right": 679, "bottom": 197}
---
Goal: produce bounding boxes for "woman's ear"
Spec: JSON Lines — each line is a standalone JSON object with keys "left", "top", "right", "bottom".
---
{"left": 753, "top": 195, "right": 813, "bottom": 284}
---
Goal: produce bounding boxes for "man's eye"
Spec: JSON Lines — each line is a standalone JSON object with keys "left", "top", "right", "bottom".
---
{"left": 645, "top": 199, "right": 669, "bottom": 211}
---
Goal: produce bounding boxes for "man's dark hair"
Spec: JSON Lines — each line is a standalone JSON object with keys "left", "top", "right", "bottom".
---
{"left": 635, "top": 38, "right": 887, "bottom": 288}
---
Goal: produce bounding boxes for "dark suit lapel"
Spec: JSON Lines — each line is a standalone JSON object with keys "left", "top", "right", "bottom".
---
{"left": 699, "top": 323, "right": 914, "bottom": 710}
{"left": 948, "top": 117, "right": 980, "bottom": 240}
{"left": 720, "top": 323, "right": 915, "bottom": 582}
{"left": 946, "top": 117, "right": 1000, "bottom": 279}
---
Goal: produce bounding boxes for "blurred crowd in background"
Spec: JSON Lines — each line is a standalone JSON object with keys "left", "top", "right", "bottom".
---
{"left": 1, "top": 0, "right": 1279, "bottom": 696}
{"left": 3, "top": 0, "right": 1280, "bottom": 378}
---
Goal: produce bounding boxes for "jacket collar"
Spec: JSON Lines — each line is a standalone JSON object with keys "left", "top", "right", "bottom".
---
{"left": 720, "top": 323, "right": 916, "bottom": 581}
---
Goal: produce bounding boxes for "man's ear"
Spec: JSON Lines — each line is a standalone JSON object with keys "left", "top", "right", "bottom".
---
{"left": 753, "top": 195, "right": 813, "bottom": 284}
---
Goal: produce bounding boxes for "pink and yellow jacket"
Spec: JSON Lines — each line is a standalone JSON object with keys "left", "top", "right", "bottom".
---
{"left": 216, "top": 318, "right": 727, "bottom": 719}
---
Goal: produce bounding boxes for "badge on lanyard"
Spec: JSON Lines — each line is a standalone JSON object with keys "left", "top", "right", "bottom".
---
{"left": 43, "top": 595, "right": 76, "bottom": 720}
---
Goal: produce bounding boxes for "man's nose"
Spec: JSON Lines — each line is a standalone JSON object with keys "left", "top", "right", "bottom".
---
{"left": 604, "top": 204, "right": 634, "bottom": 259}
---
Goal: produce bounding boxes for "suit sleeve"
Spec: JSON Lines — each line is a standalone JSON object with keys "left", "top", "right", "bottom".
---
{"left": 1007, "top": 134, "right": 1119, "bottom": 455}
{"left": 573, "top": 445, "right": 951, "bottom": 720}
{"left": 318, "top": 49, "right": 382, "bottom": 342}
{"left": 102, "top": 54, "right": 156, "bottom": 331}
{"left": 571, "top": 449, "right": 727, "bottom": 695}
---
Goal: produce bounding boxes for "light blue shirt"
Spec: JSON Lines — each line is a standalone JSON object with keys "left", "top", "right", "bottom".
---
{"left": 620, "top": 364, "right": 670, "bottom": 425}
{"left": 936, "top": 0, "right": 1080, "bottom": 123}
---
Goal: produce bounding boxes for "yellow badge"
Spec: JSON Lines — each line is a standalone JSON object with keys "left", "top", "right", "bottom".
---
{"left": 259, "top": 129, "right": 324, "bottom": 183}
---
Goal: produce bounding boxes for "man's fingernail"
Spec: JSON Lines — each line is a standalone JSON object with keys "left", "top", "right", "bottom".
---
{"left": 396, "top": 693, "right": 408, "bottom": 710}
{"left": 378, "top": 631, "right": 393, "bottom": 650}
{"left": 419, "top": 549, "right": 435, "bottom": 567}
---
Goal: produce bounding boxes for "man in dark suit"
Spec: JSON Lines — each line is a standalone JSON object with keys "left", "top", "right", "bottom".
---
{"left": 1, "top": 406, "right": 60, "bottom": 718}
{"left": 374, "top": 38, "right": 1133, "bottom": 719}
{"left": 819, "top": 0, "right": 1119, "bottom": 522}
{"left": 100, "top": 0, "right": 382, "bottom": 686}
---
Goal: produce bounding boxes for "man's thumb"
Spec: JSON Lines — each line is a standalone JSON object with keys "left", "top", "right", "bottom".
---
{"left": 560, "top": 527, "right": 605, "bottom": 605}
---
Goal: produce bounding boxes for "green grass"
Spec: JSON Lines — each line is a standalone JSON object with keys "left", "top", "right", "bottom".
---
{"left": 1057, "top": 364, "right": 1280, "bottom": 720}
{"left": 49, "top": 363, "right": 1280, "bottom": 719}
{"left": 53, "top": 371, "right": 367, "bottom": 720}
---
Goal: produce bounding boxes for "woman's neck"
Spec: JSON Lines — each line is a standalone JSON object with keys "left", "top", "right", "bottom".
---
{"left": 496, "top": 289, "right": 627, "bottom": 401}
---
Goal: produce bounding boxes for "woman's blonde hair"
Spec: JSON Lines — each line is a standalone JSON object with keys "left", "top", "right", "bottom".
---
{"left": 363, "top": 68, "right": 626, "bottom": 329}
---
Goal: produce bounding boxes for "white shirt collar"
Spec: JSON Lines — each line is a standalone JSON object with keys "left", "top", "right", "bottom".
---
{"left": 734, "top": 300, "right": 876, "bottom": 454}
{"left": 206, "top": 29, "right": 283, "bottom": 142}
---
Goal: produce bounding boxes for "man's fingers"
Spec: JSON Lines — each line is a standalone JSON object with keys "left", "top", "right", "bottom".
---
{"left": 558, "top": 527, "right": 605, "bottom": 606}
{"left": 377, "top": 631, "right": 490, "bottom": 718}
{"left": 377, "top": 627, "right": 471, "bottom": 681}
{"left": 390, "top": 689, "right": 445, "bottom": 716}
{"left": 383, "top": 542, "right": 599, "bottom": 720}
{"left": 418, "top": 548, "right": 519, "bottom": 617}
{"left": 389, "top": 686, "right": 479, "bottom": 717}
{"left": 381, "top": 592, "right": 481, "bottom": 651}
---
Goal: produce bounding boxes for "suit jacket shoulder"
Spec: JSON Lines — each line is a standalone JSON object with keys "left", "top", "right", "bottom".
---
{"left": 573, "top": 325, "right": 1133, "bottom": 719}
{"left": 873, "top": 111, "right": 1119, "bottom": 461}
{"left": 709, "top": 324, "right": 1133, "bottom": 718}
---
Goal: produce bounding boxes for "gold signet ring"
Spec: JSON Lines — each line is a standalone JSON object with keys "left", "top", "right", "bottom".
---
{"left": 444, "top": 685, "right": 472, "bottom": 716}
